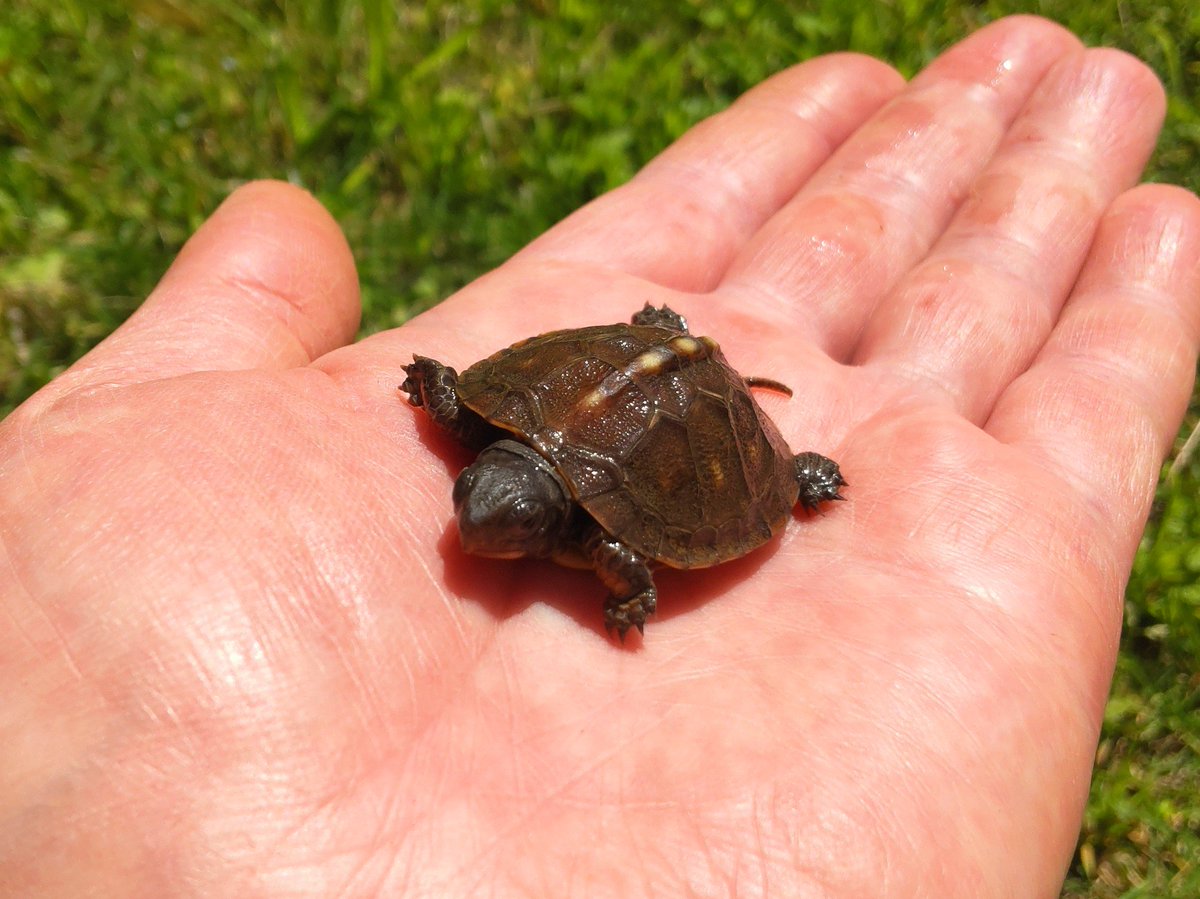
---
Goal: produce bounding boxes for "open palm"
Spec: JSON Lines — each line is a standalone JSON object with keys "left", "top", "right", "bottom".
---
{"left": 4, "top": 17, "right": 1199, "bottom": 898}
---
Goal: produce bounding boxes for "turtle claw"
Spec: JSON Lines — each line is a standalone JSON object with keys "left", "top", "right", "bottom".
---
{"left": 630, "top": 303, "right": 688, "bottom": 333}
{"left": 603, "top": 591, "right": 656, "bottom": 642}
{"left": 794, "top": 452, "right": 847, "bottom": 511}
{"left": 399, "top": 356, "right": 493, "bottom": 448}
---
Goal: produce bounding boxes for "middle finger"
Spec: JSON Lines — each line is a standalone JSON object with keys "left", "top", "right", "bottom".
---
{"left": 851, "top": 48, "right": 1166, "bottom": 424}
{"left": 716, "top": 17, "right": 1080, "bottom": 358}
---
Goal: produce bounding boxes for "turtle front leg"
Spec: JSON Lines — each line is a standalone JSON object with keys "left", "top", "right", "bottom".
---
{"left": 400, "top": 356, "right": 492, "bottom": 449}
{"left": 585, "top": 526, "right": 657, "bottom": 640}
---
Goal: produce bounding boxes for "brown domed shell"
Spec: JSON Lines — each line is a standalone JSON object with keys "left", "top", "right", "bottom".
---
{"left": 455, "top": 321, "right": 800, "bottom": 569}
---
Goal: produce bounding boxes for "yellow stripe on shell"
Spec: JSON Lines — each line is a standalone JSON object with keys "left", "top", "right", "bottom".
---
{"left": 579, "top": 335, "right": 719, "bottom": 411}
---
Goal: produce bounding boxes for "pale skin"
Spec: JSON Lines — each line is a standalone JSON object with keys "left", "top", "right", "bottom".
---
{"left": 2, "top": 15, "right": 1199, "bottom": 897}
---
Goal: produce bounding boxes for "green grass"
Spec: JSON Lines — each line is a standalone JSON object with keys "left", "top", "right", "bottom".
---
{"left": 2, "top": 1, "right": 1199, "bottom": 894}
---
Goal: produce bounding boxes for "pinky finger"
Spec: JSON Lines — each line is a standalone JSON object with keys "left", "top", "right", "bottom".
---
{"left": 986, "top": 184, "right": 1200, "bottom": 545}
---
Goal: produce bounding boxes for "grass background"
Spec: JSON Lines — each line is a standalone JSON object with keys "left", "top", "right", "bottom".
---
{"left": 2, "top": 1, "right": 1198, "bottom": 894}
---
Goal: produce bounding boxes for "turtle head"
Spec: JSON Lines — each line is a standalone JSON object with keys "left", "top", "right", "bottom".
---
{"left": 452, "top": 440, "right": 573, "bottom": 560}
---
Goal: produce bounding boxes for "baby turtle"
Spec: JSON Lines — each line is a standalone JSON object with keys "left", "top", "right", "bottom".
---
{"left": 401, "top": 304, "right": 845, "bottom": 639}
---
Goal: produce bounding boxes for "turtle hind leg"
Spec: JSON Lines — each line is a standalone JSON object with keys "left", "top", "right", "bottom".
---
{"left": 631, "top": 303, "right": 688, "bottom": 333}
{"left": 794, "top": 452, "right": 847, "bottom": 511}
{"left": 400, "top": 355, "right": 493, "bottom": 449}
{"left": 584, "top": 526, "right": 657, "bottom": 641}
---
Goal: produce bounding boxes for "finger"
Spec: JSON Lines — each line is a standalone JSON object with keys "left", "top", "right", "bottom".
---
{"left": 852, "top": 49, "right": 1166, "bottom": 423}
{"left": 987, "top": 184, "right": 1200, "bottom": 548}
{"left": 717, "top": 16, "right": 1081, "bottom": 358}
{"left": 50, "top": 181, "right": 360, "bottom": 393}
{"left": 512, "top": 53, "right": 905, "bottom": 292}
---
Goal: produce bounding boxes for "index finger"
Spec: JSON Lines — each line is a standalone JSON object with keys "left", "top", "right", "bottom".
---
{"left": 512, "top": 54, "right": 904, "bottom": 292}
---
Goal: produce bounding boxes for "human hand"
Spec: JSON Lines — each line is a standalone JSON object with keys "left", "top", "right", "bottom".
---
{"left": 3, "top": 16, "right": 1198, "bottom": 897}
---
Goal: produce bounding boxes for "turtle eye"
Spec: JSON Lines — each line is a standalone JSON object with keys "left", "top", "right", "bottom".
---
{"left": 452, "top": 466, "right": 477, "bottom": 511}
{"left": 511, "top": 499, "right": 544, "bottom": 534}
